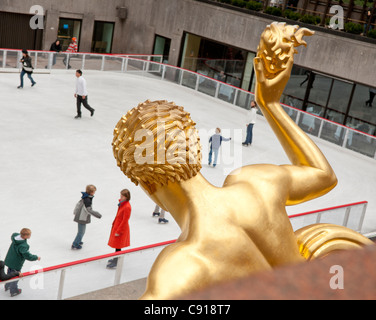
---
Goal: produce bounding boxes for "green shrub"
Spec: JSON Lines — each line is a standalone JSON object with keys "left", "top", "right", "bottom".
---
{"left": 231, "top": 0, "right": 247, "bottom": 7}
{"left": 367, "top": 29, "right": 376, "bottom": 38}
{"left": 300, "top": 14, "right": 321, "bottom": 25}
{"left": 283, "top": 9, "right": 301, "bottom": 21}
{"left": 344, "top": 22, "right": 363, "bottom": 34}
{"left": 265, "top": 6, "right": 283, "bottom": 16}
{"left": 246, "top": 0, "right": 263, "bottom": 11}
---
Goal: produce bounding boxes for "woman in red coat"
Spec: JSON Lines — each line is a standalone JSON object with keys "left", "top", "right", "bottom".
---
{"left": 107, "top": 189, "right": 131, "bottom": 269}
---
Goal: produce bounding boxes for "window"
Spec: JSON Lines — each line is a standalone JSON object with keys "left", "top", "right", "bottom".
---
{"left": 58, "top": 18, "right": 81, "bottom": 51}
{"left": 281, "top": 65, "right": 310, "bottom": 110}
{"left": 325, "top": 79, "right": 353, "bottom": 125}
{"left": 347, "top": 84, "right": 376, "bottom": 136}
{"left": 153, "top": 35, "right": 171, "bottom": 64}
{"left": 91, "top": 21, "right": 115, "bottom": 54}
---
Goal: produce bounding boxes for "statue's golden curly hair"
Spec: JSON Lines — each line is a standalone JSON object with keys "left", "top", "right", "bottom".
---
{"left": 112, "top": 100, "right": 202, "bottom": 194}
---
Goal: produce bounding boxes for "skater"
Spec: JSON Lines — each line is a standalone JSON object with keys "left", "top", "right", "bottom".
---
{"left": 208, "top": 127, "right": 231, "bottom": 167}
{"left": 365, "top": 87, "right": 376, "bottom": 107}
{"left": 74, "top": 69, "right": 95, "bottom": 119}
{"left": 17, "top": 50, "right": 36, "bottom": 89}
{"left": 152, "top": 205, "right": 169, "bottom": 224}
{"left": 4, "top": 228, "right": 40, "bottom": 297}
{"left": 0, "top": 260, "right": 21, "bottom": 281}
{"left": 72, "top": 185, "right": 102, "bottom": 249}
{"left": 242, "top": 100, "right": 258, "bottom": 146}
{"left": 107, "top": 189, "right": 132, "bottom": 269}
{"left": 63, "top": 37, "right": 77, "bottom": 69}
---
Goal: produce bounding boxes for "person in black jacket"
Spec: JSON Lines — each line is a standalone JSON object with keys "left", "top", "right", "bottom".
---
{"left": 18, "top": 50, "right": 36, "bottom": 89}
{"left": 0, "top": 260, "right": 21, "bottom": 281}
{"left": 49, "top": 39, "right": 62, "bottom": 67}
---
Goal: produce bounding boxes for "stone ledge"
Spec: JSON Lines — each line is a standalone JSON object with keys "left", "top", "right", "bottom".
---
{"left": 66, "top": 277, "right": 147, "bottom": 300}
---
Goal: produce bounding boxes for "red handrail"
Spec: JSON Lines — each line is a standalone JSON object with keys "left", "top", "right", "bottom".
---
{"left": 1, "top": 201, "right": 368, "bottom": 282}
{"left": 0, "top": 239, "right": 176, "bottom": 281}
{"left": 289, "top": 201, "right": 368, "bottom": 219}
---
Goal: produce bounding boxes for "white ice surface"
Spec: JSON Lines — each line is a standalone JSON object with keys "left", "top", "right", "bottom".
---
{"left": 0, "top": 70, "right": 375, "bottom": 282}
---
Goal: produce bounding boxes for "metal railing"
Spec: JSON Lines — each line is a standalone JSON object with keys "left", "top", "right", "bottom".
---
{"left": 0, "top": 48, "right": 162, "bottom": 71}
{"left": 0, "top": 201, "right": 368, "bottom": 300}
{"left": 289, "top": 201, "right": 368, "bottom": 233}
{"left": 1, "top": 48, "right": 375, "bottom": 159}
{"left": 0, "top": 239, "right": 175, "bottom": 300}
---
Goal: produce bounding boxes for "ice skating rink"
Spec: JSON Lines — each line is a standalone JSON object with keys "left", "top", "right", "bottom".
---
{"left": 1, "top": 69, "right": 376, "bottom": 275}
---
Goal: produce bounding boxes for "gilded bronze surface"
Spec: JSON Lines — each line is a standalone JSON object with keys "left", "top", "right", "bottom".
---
{"left": 112, "top": 22, "right": 373, "bottom": 300}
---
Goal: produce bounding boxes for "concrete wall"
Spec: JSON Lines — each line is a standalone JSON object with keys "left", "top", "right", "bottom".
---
{"left": 0, "top": 0, "right": 125, "bottom": 52}
{"left": 1, "top": 0, "right": 375, "bottom": 86}
{"left": 121, "top": 0, "right": 376, "bottom": 86}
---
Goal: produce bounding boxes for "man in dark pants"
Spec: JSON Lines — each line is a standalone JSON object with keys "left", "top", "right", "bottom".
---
{"left": 74, "top": 69, "right": 95, "bottom": 119}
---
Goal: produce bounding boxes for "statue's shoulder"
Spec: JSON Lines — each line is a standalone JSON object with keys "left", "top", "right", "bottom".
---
{"left": 223, "top": 163, "right": 283, "bottom": 186}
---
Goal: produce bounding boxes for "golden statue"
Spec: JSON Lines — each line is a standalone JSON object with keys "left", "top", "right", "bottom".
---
{"left": 112, "top": 22, "right": 373, "bottom": 299}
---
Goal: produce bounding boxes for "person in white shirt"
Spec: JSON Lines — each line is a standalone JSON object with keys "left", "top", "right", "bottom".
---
{"left": 242, "top": 100, "right": 258, "bottom": 146}
{"left": 74, "top": 69, "right": 95, "bottom": 119}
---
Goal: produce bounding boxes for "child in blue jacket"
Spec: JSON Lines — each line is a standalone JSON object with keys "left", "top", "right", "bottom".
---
{"left": 208, "top": 128, "right": 231, "bottom": 168}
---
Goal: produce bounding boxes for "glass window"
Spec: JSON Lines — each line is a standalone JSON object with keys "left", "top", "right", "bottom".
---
{"left": 180, "top": 33, "right": 201, "bottom": 72}
{"left": 58, "top": 18, "right": 81, "bottom": 51}
{"left": 153, "top": 35, "right": 171, "bottom": 64}
{"left": 326, "top": 79, "right": 353, "bottom": 125}
{"left": 281, "top": 66, "right": 310, "bottom": 110}
{"left": 179, "top": 32, "right": 246, "bottom": 87}
{"left": 91, "top": 21, "right": 115, "bottom": 54}
{"left": 305, "top": 73, "right": 331, "bottom": 116}
{"left": 243, "top": 52, "right": 255, "bottom": 92}
{"left": 346, "top": 84, "right": 376, "bottom": 136}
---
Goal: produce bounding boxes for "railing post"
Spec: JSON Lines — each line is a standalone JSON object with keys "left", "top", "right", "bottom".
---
{"left": 317, "top": 118, "right": 324, "bottom": 138}
{"left": 3, "top": 50, "right": 7, "bottom": 68}
{"left": 358, "top": 202, "right": 368, "bottom": 233}
{"left": 114, "top": 255, "right": 125, "bottom": 286}
{"left": 65, "top": 53, "right": 70, "bottom": 70}
{"left": 195, "top": 75, "right": 200, "bottom": 91}
{"left": 48, "top": 53, "right": 53, "bottom": 70}
{"left": 81, "top": 54, "right": 86, "bottom": 70}
{"left": 295, "top": 111, "right": 301, "bottom": 125}
{"left": 145, "top": 56, "right": 150, "bottom": 73}
{"left": 124, "top": 57, "right": 129, "bottom": 72}
{"left": 342, "top": 207, "right": 351, "bottom": 227}
{"left": 161, "top": 64, "right": 166, "bottom": 80}
{"left": 34, "top": 52, "right": 38, "bottom": 69}
{"left": 121, "top": 58, "right": 125, "bottom": 72}
{"left": 17, "top": 51, "right": 22, "bottom": 69}
{"left": 101, "top": 55, "right": 105, "bottom": 71}
{"left": 342, "top": 128, "right": 349, "bottom": 148}
{"left": 57, "top": 269, "right": 66, "bottom": 300}
{"left": 179, "top": 70, "right": 184, "bottom": 85}
{"left": 233, "top": 89, "right": 238, "bottom": 105}
{"left": 214, "top": 82, "right": 220, "bottom": 99}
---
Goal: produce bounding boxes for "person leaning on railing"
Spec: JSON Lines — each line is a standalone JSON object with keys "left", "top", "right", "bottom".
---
{"left": 63, "top": 37, "right": 78, "bottom": 69}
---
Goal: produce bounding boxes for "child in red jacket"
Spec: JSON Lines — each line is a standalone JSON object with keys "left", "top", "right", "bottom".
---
{"left": 107, "top": 189, "right": 132, "bottom": 269}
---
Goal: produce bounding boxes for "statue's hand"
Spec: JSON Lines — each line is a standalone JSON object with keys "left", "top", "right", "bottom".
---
{"left": 254, "top": 23, "right": 314, "bottom": 106}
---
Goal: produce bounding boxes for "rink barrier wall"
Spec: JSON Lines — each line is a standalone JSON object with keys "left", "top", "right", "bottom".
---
{"left": 0, "top": 201, "right": 368, "bottom": 300}
{"left": 0, "top": 239, "right": 176, "bottom": 300}
{"left": 1, "top": 48, "right": 376, "bottom": 159}
{"left": 289, "top": 201, "right": 368, "bottom": 233}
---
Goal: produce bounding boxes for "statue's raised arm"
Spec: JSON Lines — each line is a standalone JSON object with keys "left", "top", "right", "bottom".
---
{"left": 253, "top": 22, "right": 337, "bottom": 205}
